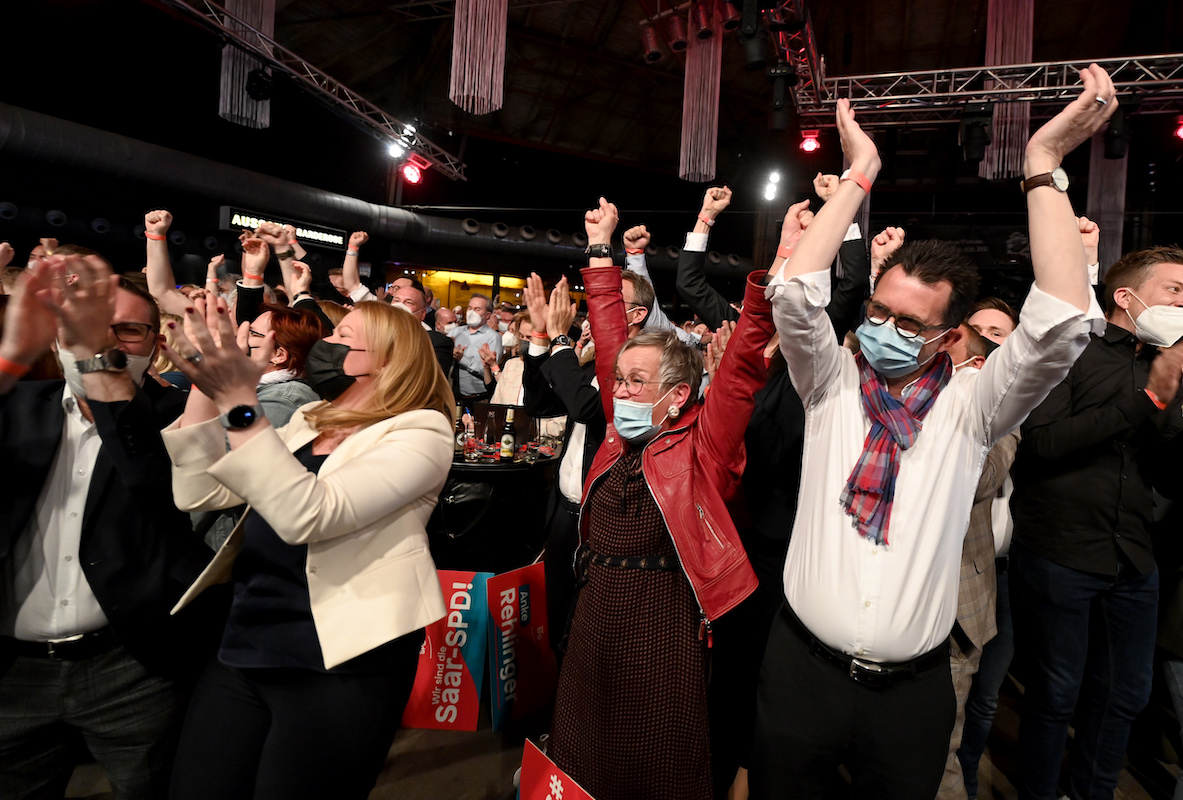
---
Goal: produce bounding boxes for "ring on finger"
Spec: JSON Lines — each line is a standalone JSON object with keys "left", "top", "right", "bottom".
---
{"left": 1095, "top": 96, "right": 1108, "bottom": 106}
{"left": 185, "top": 352, "right": 204, "bottom": 365}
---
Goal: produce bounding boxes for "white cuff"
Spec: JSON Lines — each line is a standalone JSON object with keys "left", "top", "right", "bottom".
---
{"left": 683, "top": 232, "right": 709, "bottom": 252}
{"left": 843, "top": 223, "right": 862, "bottom": 242}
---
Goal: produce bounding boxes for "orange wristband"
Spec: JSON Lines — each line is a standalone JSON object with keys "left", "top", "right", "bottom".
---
{"left": 697, "top": 213, "right": 715, "bottom": 227}
{"left": 531, "top": 332, "right": 550, "bottom": 340}
{"left": 243, "top": 271, "right": 263, "bottom": 282}
{"left": 1145, "top": 388, "right": 1168, "bottom": 410}
{"left": 776, "top": 244, "right": 793, "bottom": 260}
{"left": 841, "top": 169, "right": 872, "bottom": 194}
{"left": 625, "top": 248, "right": 644, "bottom": 255}
{"left": 0, "top": 356, "right": 30, "bottom": 378}
{"left": 145, "top": 232, "right": 166, "bottom": 241}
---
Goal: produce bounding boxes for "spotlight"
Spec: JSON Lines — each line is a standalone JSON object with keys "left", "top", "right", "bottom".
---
{"left": 667, "top": 15, "right": 689, "bottom": 52}
{"left": 1104, "top": 106, "right": 1129, "bottom": 160}
{"left": 245, "top": 68, "right": 273, "bottom": 101}
{"left": 388, "top": 141, "right": 406, "bottom": 158}
{"left": 958, "top": 102, "right": 994, "bottom": 162}
{"left": 770, "top": 64, "right": 792, "bottom": 131}
{"left": 764, "top": 183, "right": 777, "bottom": 201}
{"left": 401, "top": 163, "right": 422, "bottom": 184}
{"left": 740, "top": 26, "right": 767, "bottom": 71}
{"left": 404, "top": 123, "right": 416, "bottom": 135}
{"left": 692, "top": 2, "right": 713, "bottom": 39}
{"left": 721, "top": 1, "right": 742, "bottom": 31}
{"left": 1173, "top": 116, "right": 1183, "bottom": 141}
{"left": 769, "top": 171, "right": 781, "bottom": 184}
{"left": 800, "top": 129, "right": 820, "bottom": 153}
{"left": 642, "top": 25, "right": 665, "bottom": 63}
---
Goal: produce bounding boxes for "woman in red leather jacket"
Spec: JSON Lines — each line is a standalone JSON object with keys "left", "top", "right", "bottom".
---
{"left": 546, "top": 198, "right": 774, "bottom": 800}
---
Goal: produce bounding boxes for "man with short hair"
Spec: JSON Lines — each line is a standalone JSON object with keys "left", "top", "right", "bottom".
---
{"left": 435, "top": 306, "right": 457, "bottom": 335}
{"left": 450, "top": 293, "right": 503, "bottom": 402}
{"left": 0, "top": 256, "right": 222, "bottom": 798}
{"left": 1009, "top": 244, "right": 1183, "bottom": 800}
{"left": 750, "top": 68, "right": 1114, "bottom": 799}
{"left": 391, "top": 284, "right": 453, "bottom": 379}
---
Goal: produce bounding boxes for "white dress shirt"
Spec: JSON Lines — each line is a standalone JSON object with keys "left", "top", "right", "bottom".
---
{"left": 767, "top": 268, "right": 1103, "bottom": 661}
{"left": 528, "top": 341, "right": 592, "bottom": 504}
{"left": 1, "top": 387, "right": 109, "bottom": 640}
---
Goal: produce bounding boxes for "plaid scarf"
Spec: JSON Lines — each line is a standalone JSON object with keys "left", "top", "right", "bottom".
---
{"left": 840, "top": 352, "right": 952, "bottom": 545}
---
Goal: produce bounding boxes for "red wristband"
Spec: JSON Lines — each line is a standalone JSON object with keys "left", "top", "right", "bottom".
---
{"left": 145, "top": 232, "right": 166, "bottom": 241}
{"left": 625, "top": 247, "right": 644, "bottom": 255}
{"left": 289, "top": 239, "right": 299, "bottom": 246}
{"left": 776, "top": 244, "right": 793, "bottom": 260}
{"left": 0, "top": 356, "right": 30, "bottom": 379}
{"left": 841, "top": 169, "right": 872, "bottom": 194}
{"left": 243, "top": 271, "right": 263, "bottom": 282}
{"left": 697, "top": 213, "right": 715, "bottom": 227}
{"left": 1145, "top": 388, "right": 1168, "bottom": 410}
{"left": 531, "top": 332, "right": 550, "bottom": 340}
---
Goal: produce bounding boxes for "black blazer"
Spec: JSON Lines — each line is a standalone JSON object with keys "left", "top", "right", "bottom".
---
{"left": 522, "top": 348, "right": 605, "bottom": 495}
{"left": 427, "top": 329, "right": 454, "bottom": 381}
{"left": 0, "top": 380, "right": 224, "bottom": 678}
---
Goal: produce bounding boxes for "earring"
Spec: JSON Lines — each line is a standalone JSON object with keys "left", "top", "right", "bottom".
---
{"left": 667, "top": 405, "right": 680, "bottom": 419}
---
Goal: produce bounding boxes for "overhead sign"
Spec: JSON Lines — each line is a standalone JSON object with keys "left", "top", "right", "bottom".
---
{"left": 218, "top": 206, "right": 348, "bottom": 250}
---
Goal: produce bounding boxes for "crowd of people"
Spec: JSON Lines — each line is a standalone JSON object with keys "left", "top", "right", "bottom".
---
{"left": 0, "top": 63, "right": 1180, "bottom": 800}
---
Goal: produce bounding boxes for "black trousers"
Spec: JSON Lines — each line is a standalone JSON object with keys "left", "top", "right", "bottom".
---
{"left": 542, "top": 489, "right": 582, "bottom": 660}
{"left": 169, "top": 632, "right": 422, "bottom": 800}
{"left": 749, "top": 609, "right": 956, "bottom": 800}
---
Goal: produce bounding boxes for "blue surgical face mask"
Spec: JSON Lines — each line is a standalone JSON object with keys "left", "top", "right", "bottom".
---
{"left": 856, "top": 319, "right": 949, "bottom": 379}
{"left": 612, "top": 386, "right": 676, "bottom": 444}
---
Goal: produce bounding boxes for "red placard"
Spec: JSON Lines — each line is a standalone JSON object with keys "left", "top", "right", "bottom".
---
{"left": 520, "top": 739, "right": 597, "bottom": 800}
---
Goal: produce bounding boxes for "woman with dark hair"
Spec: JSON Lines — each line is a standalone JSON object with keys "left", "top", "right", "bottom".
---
{"left": 161, "top": 299, "right": 455, "bottom": 800}
{"left": 247, "top": 303, "right": 325, "bottom": 427}
{"left": 546, "top": 198, "right": 773, "bottom": 800}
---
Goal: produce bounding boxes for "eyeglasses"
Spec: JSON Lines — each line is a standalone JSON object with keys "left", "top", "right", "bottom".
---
{"left": 863, "top": 301, "right": 946, "bottom": 341}
{"left": 613, "top": 374, "right": 672, "bottom": 397}
{"left": 111, "top": 323, "right": 155, "bottom": 343}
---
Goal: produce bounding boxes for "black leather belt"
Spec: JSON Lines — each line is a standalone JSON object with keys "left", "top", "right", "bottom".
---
{"left": 559, "top": 496, "right": 581, "bottom": 516}
{"left": 781, "top": 604, "right": 948, "bottom": 689}
{"left": 11, "top": 627, "right": 120, "bottom": 661}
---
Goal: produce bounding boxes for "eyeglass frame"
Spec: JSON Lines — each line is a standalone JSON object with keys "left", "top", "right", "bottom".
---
{"left": 110, "top": 322, "right": 156, "bottom": 343}
{"left": 612, "top": 374, "right": 674, "bottom": 397}
{"left": 862, "top": 300, "right": 949, "bottom": 341}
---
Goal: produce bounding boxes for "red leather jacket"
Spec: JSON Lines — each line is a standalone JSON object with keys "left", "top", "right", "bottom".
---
{"left": 579, "top": 265, "right": 773, "bottom": 633}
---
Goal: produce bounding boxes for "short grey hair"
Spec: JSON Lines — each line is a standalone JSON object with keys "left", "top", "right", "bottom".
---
{"left": 617, "top": 328, "right": 703, "bottom": 408}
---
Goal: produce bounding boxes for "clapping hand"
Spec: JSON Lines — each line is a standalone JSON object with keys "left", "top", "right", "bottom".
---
{"left": 705, "top": 320, "right": 736, "bottom": 384}
{"left": 547, "top": 276, "right": 577, "bottom": 340}
{"left": 478, "top": 343, "right": 498, "bottom": 369}
{"left": 1027, "top": 65, "right": 1117, "bottom": 173}
{"left": 163, "top": 295, "right": 272, "bottom": 407}
{"left": 0, "top": 258, "right": 61, "bottom": 367}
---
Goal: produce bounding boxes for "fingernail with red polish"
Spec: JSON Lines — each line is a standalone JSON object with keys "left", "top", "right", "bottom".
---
{"left": 167, "top": 322, "right": 176, "bottom": 329}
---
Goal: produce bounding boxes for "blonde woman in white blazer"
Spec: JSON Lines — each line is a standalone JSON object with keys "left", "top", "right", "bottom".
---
{"left": 159, "top": 299, "right": 454, "bottom": 800}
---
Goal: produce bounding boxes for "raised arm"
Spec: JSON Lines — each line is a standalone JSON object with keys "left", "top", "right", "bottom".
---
{"left": 581, "top": 197, "right": 624, "bottom": 424}
{"left": 1024, "top": 64, "right": 1116, "bottom": 310}
{"left": 0, "top": 259, "right": 60, "bottom": 395}
{"left": 622, "top": 224, "right": 699, "bottom": 346}
{"left": 675, "top": 188, "right": 740, "bottom": 328}
{"left": 342, "top": 231, "right": 376, "bottom": 302}
{"left": 143, "top": 210, "right": 190, "bottom": 316}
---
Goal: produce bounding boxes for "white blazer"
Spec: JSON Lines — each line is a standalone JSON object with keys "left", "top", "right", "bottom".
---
{"left": 163, "top": 405, "right": 452, "bottom": 669}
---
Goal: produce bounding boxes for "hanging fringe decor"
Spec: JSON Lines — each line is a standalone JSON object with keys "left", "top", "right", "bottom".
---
{"left": 1087, "top": 131, "right": 1128, "bottom": 277}
{"left": 218, "top": 0, "right": 276, "bottom": 129}
{"left": 450, "top": 0, "right": 508, "bottom": 116}
{"left": 679, "top": 5, "right": 723, "bottom": 182}
{"left": 979, "top": 0, "right": 1032, "bottom": 180}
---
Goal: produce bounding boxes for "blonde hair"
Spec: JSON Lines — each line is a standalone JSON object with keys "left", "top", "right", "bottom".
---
{"left": 154, "top": 312, "right": 183, "bottom": 374}
{"left": 303, "top": 301, "right": 454, "bottom": 433}
{"left": 317, "top": 300, "right": 349, "bottom": 326}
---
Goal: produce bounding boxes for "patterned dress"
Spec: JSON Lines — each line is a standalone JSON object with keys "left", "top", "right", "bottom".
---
{"left": 548, "top": 448, "right": 712, "bottom": 800}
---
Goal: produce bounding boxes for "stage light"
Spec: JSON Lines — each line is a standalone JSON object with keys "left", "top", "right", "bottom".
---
{"left": 1174, "top": 119, "right": 1183, "bottom": 141}
{"left": 642, "top": 25, "right": 664, "bottom": 63}
{"left": 667, "top": 15, "right": 689, "bottom": 52}
{"left": 958, "top": 103, "right": 994, "bottom": 162}
{"left": 691, "top": 2, "right": 713, "bottom": 40}
{"left": 800, "top": 129, "right": 820, "bottom": 153}
{"left": 720, "top": 1, "right": 741, "bottom": 31}
{"left": 769, "top": 171, "right": 781, "bottom": 184}
{"left": 401, "top": 163, "right": 422, "bottom": 184}
{"left": 388, "top": 141, "right": 406, "bottom": 158}
{"left": 1104, "top": 106, "right": 1129, "bottom": 159}
{"left": 764, "top": 183, "right": 777, "bottom": 201}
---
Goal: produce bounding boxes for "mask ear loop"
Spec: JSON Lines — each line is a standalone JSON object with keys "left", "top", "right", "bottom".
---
{"left": 915, "top": 327, "right": 953, "bottom": 370}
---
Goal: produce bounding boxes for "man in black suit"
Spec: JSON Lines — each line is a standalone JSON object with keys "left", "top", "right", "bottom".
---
{"left": 0, "top": 257, "right": 220, "bottom": 798}
{"left": 390, "top": 283, "right": 453, "bottom": 380}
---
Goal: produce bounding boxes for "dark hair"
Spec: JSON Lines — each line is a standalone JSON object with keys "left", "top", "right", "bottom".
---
{"left": 620, "top": 272, "right": 656, "bottom": 328}
{"left": 54, "top": 243, "right": 103, "bottom": 258}
{"left": 468, "top": 292, "right": 491, "bottom": 313}
{"left": 394, "top": 275, "right": 426, "bottom": 294}
{"left": 959, "top": 323, "right": 991, "bottom": 361}
{"left": 1102, "top": 246, "right": 1183, "bottom": 316}
{"left": 968, "top": 296, "right": 1019, "bottom": 327}
{"left": 261, "top": 303, "right": 326, "bottom": 376}
{"left": 878, "top": 240, "right": 980, "bottom": 327}
{"left": 116, "top": 274, "right": 161, "bottom": 332}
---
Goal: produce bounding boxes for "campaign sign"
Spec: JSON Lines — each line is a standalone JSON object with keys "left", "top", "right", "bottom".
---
{"left": 486, "top": 562, "right": 558, "bottom": 730}
{"left": 519, "top": 739, "right": 596, "bottom": 800}
{"left": 401, "top": 569, "right": 494, "bottom": 731}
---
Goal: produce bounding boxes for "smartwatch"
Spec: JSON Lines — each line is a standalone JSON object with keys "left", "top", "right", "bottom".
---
{"left": 75, "top": 349, "right": 128, "bottom": 374}
{"left": 219, "top": 404, "right": 266, "bottom": 430}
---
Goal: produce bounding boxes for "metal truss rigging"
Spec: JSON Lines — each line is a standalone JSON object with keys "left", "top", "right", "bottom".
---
{"left": 160, "top": 0, "right": 467, "bottom": 180}
{"left": 795, "top": 53, "right": 1183, "bottom": 128}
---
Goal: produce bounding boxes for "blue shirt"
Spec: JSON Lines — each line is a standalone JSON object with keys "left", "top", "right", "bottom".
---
{"left": 449, "top": 324, "right": 504, "bottom": 396}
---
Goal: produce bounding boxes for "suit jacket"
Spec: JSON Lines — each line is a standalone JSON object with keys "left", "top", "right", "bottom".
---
{"left": 954, "top": 429, "right": 1020, "bottom": 653}
{"left": 427, "top": 329, "right": 454, "bottom": 381}
{"left": 164, "top": 406, "right": 452, "bottom": 669}
{"left": 522, "top": 348, "right": 605, "bottom": 496}
{"left": 0, "top": 380, "right": 222, "bottom": 677}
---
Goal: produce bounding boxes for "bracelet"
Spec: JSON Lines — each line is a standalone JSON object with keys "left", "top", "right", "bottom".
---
{"left": 346, "top": 249, "right": 360, "bottom": 257}
{"left": 289, "top": 239, "right": 299, "bottom": 246}
{"left": 531, "top": 332, "right": 550, "bottom": 341}
{"left": 1146, "top": 388, "right": 1168, "bottom": 410}
{"left": 145, "top": 232, "right": 166, "bottom": 241}
{"left": 243, "top": 271, "right": 263, "bottom": 282}
{"left": 697, "top": 213, "right": 715, "bottom": 227}
{"left": 841, "top": 168, "right": 873, "bottom": 194}
{"left": 274, "top": 248, "right": 295, "bottom": 260}
{"left": 625, "top": 247, "right": 644, "bottom": 255}
{"left": 0, "top": 356, "right": 30, "bottom": 378}
{"left": 776, "top": 244, "right": 793, "bottom": 260}
{"left": 205, "top": 278, "right": 219, "bottom": 284}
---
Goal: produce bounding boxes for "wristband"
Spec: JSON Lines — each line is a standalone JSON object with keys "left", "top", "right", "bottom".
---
{"left": 274, "top": 248, "right": 295, "bottom": 260}
{"left": 531, "top": 332, "right": 550, "bottom": 341}
{"left": 289, "top": 239, "right": 299, "bottom": 246}
{"left": 840, "top": 168, "right": 872, "bottom": 194}
{"left": 243, "top": 271, "right": 264, "bottom": 282}
{"left": 205, "top": 278, "right": 219, "bottom": 284}
{"left": 697, "top": 212, "right": 715, "bottom": 227}
{"left": 0, "top": 356, "right": 30, "bottom": 379}
{"left": 1146, "top": 388, "right": 1168, "bottom": 410}
{"left": 625, "top": 247, "right": 644, "bottom": 255}
{"left": 346, "top": 249, "right": 360, "bottom": 257}
{"left": 145, "top": 232, "right": 166, "bottom": 241}
{"left": 776, "top": 244, "right": 793, "bottom": 260}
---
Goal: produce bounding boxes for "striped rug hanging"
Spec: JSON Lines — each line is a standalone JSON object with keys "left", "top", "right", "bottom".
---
{"left": 679, "top": 5, "right": 722, "bottom": 182}
{"left": 450, "top": 0, "right": 509, "bottom": 116}
{"left": 979, "top": 0, "right": 1033, "bottom": 179}
{"left": 218, "top": 0, "right": 275, "bottom": 129}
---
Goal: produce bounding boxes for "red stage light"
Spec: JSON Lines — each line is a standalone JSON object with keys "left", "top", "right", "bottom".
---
{"left": 401, "top": 163, "right": 423, "bottom": 184}
{"left": 800, "top": 135, "right": 820, "bottom": 153}
{"left": 1174, "top": 122, "right": 1183, "bottom": 141}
